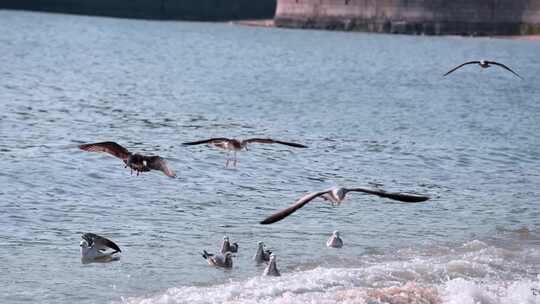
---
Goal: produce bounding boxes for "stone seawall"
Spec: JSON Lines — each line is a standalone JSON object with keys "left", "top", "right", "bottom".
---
{"left": 275, "top": 0, "right": 540, "bottom": 35}
{"left": 0, "top": 0, "right": 277, "bottom": 21}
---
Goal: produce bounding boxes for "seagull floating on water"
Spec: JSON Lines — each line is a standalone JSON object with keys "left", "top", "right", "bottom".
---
{"left": 182, "top": 137, "right": 307, "bottom": 167}
{"left": 79, "top": 141, "right": 176, "bottom": 177}
{"left": 220, "top": 236, "right": 238, "bottom": 254}
{"left": 443, "top": 60, "right": 523, "bottom": 79}
{"left": 326, "top": 230, "right": 343, "bottom": 248}
{"left": 260, "top": 186, "right": 430, "bottom": 224}
{"left": 263, "top": 254, "right": 281, "bottom": 277}
{"left": 202, "top": 250, "right": 233, "bottom": 268}
{"left": 80, "top": 233, "right": 121, "bottom": 263}
{"left": 253, "top": 241, "right": 272, "bottom": 264}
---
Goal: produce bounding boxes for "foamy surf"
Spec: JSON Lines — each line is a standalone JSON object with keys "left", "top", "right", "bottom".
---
{"left": 121, "top": 239, "right": 540, "bottom": 304}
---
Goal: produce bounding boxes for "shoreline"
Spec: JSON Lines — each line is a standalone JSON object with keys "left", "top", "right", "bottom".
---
{"left": 234, "top": 19, "right": 540, "bottom": 41}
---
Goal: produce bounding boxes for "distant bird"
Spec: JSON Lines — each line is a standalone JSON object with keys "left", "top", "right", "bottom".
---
{"left": 220, "top": 236, "right": 239, "bottom": 254}
{"left": 182, "top": 137, "right": 307, "bottom": 167}
{"left": 260, "top": 186, "right": 430, "bottom": 224}
{"left": 80, "top": 233, "right": 121, "bottom": 263}
{"left": 253, "top": 241, "right": 272, "bottom": 264}
{"left": 443, "top": 60, "right": 523, "bottom": 79}
{"left": 263, "top": 254, "right": 281, "bottom": 277}
{"left": 79, "top": 141, "right": 176, "bottom": 177}
{"left": 326, "top": 230, "right": 343, "bottom": 248}
{"left": 202, "top": 250, "right": 233, "bottom": 268}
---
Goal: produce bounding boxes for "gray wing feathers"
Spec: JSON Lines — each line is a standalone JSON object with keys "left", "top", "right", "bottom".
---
{"left": 82, "top": 233, "right": 121, "bottom": 253}
{"left": 244, "top": 138, "right": 307, "bottom": 148}
{"left": 146, "top": 156, "right": 176, "bottom": 177}
{"left": 260, "top": 190, "right": 331, "bottom": 224}
{"left": 346, "top": 188, "right": 430, "bottom": 202}
{"left": 443, "top": 61, "right": 480, "bottom": 77}
{"left": 79, "top": 142, "right": 130, "bottom": 161}
{"left": 486, "top": 61, "right": 523, "bottom": 79}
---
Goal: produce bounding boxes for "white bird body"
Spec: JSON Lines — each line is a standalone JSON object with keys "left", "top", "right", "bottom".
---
{"left": 253, "top": 241, "right": 272, "bottom": 264}
{"left": 326, "top": 231, "right": 343, "bottom": 248}
{"left": 202, "top": 250, "right": 233, "bottom": 268}
{"left": 263, "top": 254, "right": 281, "bottom": 276}
{"left": 79, "top": 233, "right": 121, "bottom": 263}
{"left": 220, "top": 236, "right": 238, "bottom": 254}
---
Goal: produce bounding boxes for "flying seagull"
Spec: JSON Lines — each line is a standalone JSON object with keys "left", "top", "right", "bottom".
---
{"left": 326, "top": 230, "right": 343, "bottom": 248}
{"left": 80, "top": 233, "right": 121, "bottom": 263}
{"left": 263, "top": 254, "right": 281, "bottom": 277}
{"left": 220, "top": 236, "right": 239, "bottom": 254}
{"left": 202, "top": 250, "right": 233, "bottom": 268}
{"left": 79, "top": 141, "right": 176, "bottom": 177}
{"left": 182, "top": 137, "right": 307, "bottom": 167}
{"left": 443, "top": 60, "right": 523, "bottom": 79}
{"left": 253, "top": 241, "right": 272, "bottom": 264}
{"left": 260, "top": 186, "right": 430, "bottom": 224}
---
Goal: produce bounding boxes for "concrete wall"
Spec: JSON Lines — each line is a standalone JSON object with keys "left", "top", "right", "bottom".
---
{"left": 275, "top": 0, "right": 540, "bottom": 35}
{"left": 0, "top": 0, "right": 277, "bottom": 21}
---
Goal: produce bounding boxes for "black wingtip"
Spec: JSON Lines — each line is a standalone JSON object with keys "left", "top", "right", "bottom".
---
{"left": 260, "top": 218, "right": 274, "bottom": 225}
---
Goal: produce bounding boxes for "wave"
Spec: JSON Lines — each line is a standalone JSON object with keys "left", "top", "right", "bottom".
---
{"left": 121, "top": 239, "right": 540, "bottom": 304}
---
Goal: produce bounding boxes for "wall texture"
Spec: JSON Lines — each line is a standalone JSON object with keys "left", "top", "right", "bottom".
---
{"left": 0, "top": 0, "right": 277, "bottom": 21}
{"left": 275, "top": 0, "right": 540, "bottom": 35}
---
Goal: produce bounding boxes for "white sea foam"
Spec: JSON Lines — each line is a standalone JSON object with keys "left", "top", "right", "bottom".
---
{"left": 122, "top": 240, "right": 540, "bottom": 304}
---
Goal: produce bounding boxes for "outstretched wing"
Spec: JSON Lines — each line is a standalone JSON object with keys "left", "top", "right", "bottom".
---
{"left": 243, "top": 138, "right": 308, "bottom": 148}
{"left": 82, "top": 233, "right": 121, "bottom": 253}
{"left": 79, "top": 142, "right": 130, "bottom": 161}
{"left": 346, "top": 187, "right": 430, "bottom": 203}
{"left": 182, "top": 138, "right": 231, "bottom": 146}
{"left": 145, "top": 156, "right": 176, "bottom": 178}
{"left": 260, "top": 190, "right": 331, "bottom": 224}
{"left": 486, "top": 61, "right": 523, "bottom": 80}
{"left": 443, "top": 61, "right": 480, "bottom": 77}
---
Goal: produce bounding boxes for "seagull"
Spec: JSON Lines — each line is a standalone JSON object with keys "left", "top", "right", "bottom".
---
{"left": 220, "top": 236, "right": 239, "bottom": 254}
{"left": 202, "top": 250, "right": 233, "bottom": 268}
{"left": 253, "top": 241, "right": 272, "bottom": 264}
{"left": 80, "top": 233, "right": 121, "bottom": 263}
{"left": 79, "top": 141, "right": 176, "bottom": 177}
{"left": 326, "top": 230, "right": 343, "bottom": 248}
{"left": 182, "top": 137, "right": 307, "bottom": 167}
{"left": 260, "top": 186, "right": 430, "bottom": 224}
{"left": 263, "top": 254, "right": 281, "bottom": 277}
{"left": 443, "top": 60, "right": 523, "bottom": 79}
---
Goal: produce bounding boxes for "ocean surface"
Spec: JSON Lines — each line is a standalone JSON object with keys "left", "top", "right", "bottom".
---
{"left": 1, "top": 10, "right": 539, "bottom": 304}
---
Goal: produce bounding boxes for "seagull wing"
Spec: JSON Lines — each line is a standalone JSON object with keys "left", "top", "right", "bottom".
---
{"left": 346, "top": 187, "right": 430, "bottom": 202}
{"left": 79, "top": 142, "right": 130, "bottom": 161}
{"left": 82, "top": 233, "right": 121, "bottom": 253}
{"left": 443, "top": 61, "right": 480, "bottom": 77}
{"left": 243, "top": 138, "right": 308, "bottom": 148}
{"left": 145, "top": 156, "right": 176, "bottom": 178}
{"left": 260, "top": 189, "right": 331, "bottom": 224}
{"left": 486, "top": 61, "right": 523, "bottom": 80}
{"left": 181, "top": 138, "right": 231, "bottom": 146}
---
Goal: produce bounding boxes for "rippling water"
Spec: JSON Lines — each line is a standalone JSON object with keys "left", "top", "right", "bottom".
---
{"left": 1, "top": 10, "right": 539, "bottom": 304}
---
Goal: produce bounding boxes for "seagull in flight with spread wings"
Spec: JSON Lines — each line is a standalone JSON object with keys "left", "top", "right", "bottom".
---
{"left": 79, "top": 141, "right": 176, "bottom": 177}
{"left": 182, "top": 137, "right": 307, "bottom": 167}
{"left": 443, "top": 60, "right": 523, "bottom": 79}
{"left": 260, "top": 186, "right": 430, "bottom": 224}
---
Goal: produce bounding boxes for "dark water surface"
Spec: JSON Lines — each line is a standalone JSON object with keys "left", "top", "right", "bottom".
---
{"left": 1, "top": 10, "right": 539, "bottom": 304}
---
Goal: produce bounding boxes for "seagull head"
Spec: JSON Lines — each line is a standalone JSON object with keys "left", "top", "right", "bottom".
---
{"left": 333, "top": 230, "right": 340, "bottom": 237}
{"left": 80, "top": 240, "right": 89, "bottom": 248}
